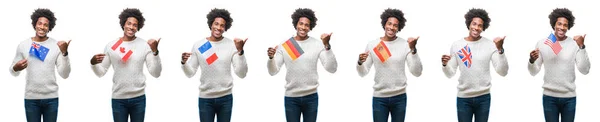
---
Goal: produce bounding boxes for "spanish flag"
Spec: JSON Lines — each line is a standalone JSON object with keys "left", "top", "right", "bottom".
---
{"left": 282, "top": 37, "right": 304, "bottom": 60}
{"left": 373, "top": 41, "right": 391, "bottom": 63}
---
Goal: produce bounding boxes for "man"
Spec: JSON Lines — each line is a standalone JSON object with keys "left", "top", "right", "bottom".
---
{"left": 441, "top": 8, "right": 508, "bottom": 122}
{"left": 90, "top": 8, "right": 162, "bottom": 122}
{"left": 356, "top": 8, "right": 422, "bottom": 122}
{"left": 267, "top": 8, "right": 337, "bottom": 122}
{"left": 528, "top": 8, "right": 590, "bottom": 122}
{"left": 180, "top": 8, "right": 248, "bottom": 122}
{"left": 9, "top": 8, "right": 71, "bottom": 122}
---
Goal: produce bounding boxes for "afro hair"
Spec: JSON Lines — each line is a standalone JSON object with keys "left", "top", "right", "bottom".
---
{"left": 548, "top": 8, "right": 575, "bottom": 30}
{"left": 291, "top": 8, "right": 317, "bottom": 30}
{"left": 464, "top": 8, "right": 491, "bottom": 31}
{"left": 119, "top": 8, "right": 145, "bottom": 30}
{"left": 206, "top": 8, "right": 233, "bottom": 31}
{"left": 31, "top": 8, "right": 57, "bottom": 31}
{"left": 380, "top": 8, "right": 406, "bottom": 32}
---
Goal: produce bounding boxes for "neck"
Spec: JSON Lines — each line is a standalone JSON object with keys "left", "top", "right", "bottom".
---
{"left": 556, "top": 35, "right": 567, "bottom": 41}
{"left": 208, "top": 36, "right": 223, "bottom": 42}
{"left": 465, "top": 35, "right": 481, "bottom": 41}
{"left": 32, "top": 36, "right": 48, "bottom": 42}
{"left": 122, "top": 35, "right": 136, "bottom": 42}
{"left": 294, "top": 35, "right": 308, "bottom": 41}
{"left": 381, "top": 35, "right": 397, "bottom": 41}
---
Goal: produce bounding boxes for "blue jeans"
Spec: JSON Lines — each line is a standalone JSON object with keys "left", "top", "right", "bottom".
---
{"left": 285, "top": 93, "right": 318, "bottom": 122}
{"left": 112, "top": 95, "right": 146, "bottom": 122}
{"left": 198, "top": 94, "right": 233, "bottom": 122}
{"left": 373, "top": 93, "right": 407, "bottom": 122}
{"left": 24, "top": 98, "right": 59, "bottom": 122}
{"left": 543, "top": 95, "right": 576, "bottom": 122}
{"left": 457, "top": 94, "right": 490, "bottom": 122}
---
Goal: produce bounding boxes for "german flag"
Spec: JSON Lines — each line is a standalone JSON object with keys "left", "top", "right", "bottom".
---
{"left": 373, "top": 41, "right": 391, "bottom": 63}
{"left": 282, "top": 37, "right": 304, "bottom": 60}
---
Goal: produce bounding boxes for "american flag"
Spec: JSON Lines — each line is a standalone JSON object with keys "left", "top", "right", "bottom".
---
{"left": 29, "top": 42, "right": 50, "bottom": 62}
{"left": 544, "top": 33, "right": 562, "bottom": 55}
{"left": 456, "top": 45, "right": 472, "bottom": 68}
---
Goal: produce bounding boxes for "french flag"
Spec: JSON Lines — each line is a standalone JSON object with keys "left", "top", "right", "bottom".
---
{"left": 198, "top": 40, "right": 218, "bottom": 65}
{"left": 111, "top": 39, "right": 133, "bottom": 62}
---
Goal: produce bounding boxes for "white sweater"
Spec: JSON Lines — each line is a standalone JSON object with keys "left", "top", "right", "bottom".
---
{"left": 9, "top": 38, "right": 71, "bottom": 99}
{"left": 91, "top": 37, "right": 162, "bottom": 99}
{"left": 528, "top": 37, "right": 590, "bottom": 98}
{"left": 357, "top": 38, "right": 422, "bottom": 97}
{"left": 443, "top": 37, "right": 509, "bottom": 98}
{"left": 182, "top": 38, "right": 248, "bottom": 98}
{"left": 268, "top": 36, "right": 338, "bottom": 97}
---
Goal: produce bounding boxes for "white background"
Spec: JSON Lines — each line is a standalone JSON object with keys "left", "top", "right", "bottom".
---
{"left": 0, "top": 0, "right": 597, "bottom": 121}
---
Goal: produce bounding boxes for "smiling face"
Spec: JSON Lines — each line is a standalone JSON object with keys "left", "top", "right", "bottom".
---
{"left": 553, "top": 17, "right": 569, "bottom": 39}
{"left": 35, "top": 17, "right": 50, "bottom": 38}
{"left": 384, "top": 17, "right": 399, "bottom": 39}
{"left": 210, "top": 17, "right": 226, "bottom": 39}
{"left": 468, "top": 17, "right": 484, "bottom": 39}
{"left": 295, "top": 17, "right": 311, "bottom": 39}
{"left": 123, "top": 17, "right": 139, "bottom": 38}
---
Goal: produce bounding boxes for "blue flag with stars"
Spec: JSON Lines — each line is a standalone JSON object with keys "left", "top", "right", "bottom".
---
{"left": 29, "top": 42, "right": 50, "bottom": 62}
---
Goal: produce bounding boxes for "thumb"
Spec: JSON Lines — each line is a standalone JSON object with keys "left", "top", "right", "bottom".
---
{"left": 157, "top": 38, "right": 162, "bottom": 43}
{"left": 244, "top": 38, "right": 248, "bottom": 43}
{"left": 583, "top": 34, "right": 586, "bottom": 38}
{"left": 67, "top": 40, "right": 72, "bottom": 45}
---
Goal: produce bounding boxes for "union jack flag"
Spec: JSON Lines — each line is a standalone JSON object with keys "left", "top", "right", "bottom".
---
{"left": 456, "top": 45, "right": 472, "bottom": 68}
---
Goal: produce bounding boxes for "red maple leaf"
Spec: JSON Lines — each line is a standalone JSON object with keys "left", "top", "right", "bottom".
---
{"left": 120, "top": 47, "right": 126, "bottom": 53}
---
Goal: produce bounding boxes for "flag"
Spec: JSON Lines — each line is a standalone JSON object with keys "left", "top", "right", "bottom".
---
{"left": 111, "top": 39, "right": 133, "bottom": 62}
{"left": 544, "top": 33, "right": 562, "bottom": 55}
{"left": 198, "top": 40, "right": 218, "bottom": 65}
{"left": 373, "top": 41, "right": 392, "bottom": 63}
{"left": 282, "top": 37, "right": 304, "bottom": 60}
{"left": 456, "top": 45, "right": 472, "bottom": 68}
{"left": 29, "top": 42, "right": 50, "bottom": 62}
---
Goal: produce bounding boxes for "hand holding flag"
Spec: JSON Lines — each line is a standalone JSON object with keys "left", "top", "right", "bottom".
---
{"left": 441, "top": 54, "right": 451, "bottom": 66}
{"left": 90, "top": 54, "right": 105, "bottom": 65}
{"left": 13, "top": 59, "right": 28, "bottom": 71}
{"left": 181, "top": 52, "right": 191, "bottom": 64}
{"left": 574, "top": 34, "right": 586, "bottom": 48}
{"left": 529, "top": 48, "right": 540, "bottom": 63}
{"left": 358, "top": 51, "right": 369, "bottom": 65}
{"left": 57, "top": 40, "right": 71, "bottom": 54}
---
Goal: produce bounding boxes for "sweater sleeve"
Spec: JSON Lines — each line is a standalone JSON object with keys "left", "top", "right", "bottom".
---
{"left": 55, "top": 54, "right": 71, "bottom": 79}
{"left": 9, "top": 45, "right": 24, "bottom": 76}
{"left": 91, "top": 46, "right": 112, "bottom": 77}
{"left": 182, "top": 47, "right": 200, "bottom": 78}
{"left": 575, "top": 48, "right": 590, "bottom": 75}
{"left": 267, "top": 47, "right": 284, "bottom": 76}
{"left": 232, "top": 51, "right": 248, "bottom": 78}
{"left": 528, "top": 42, "right": 543, "bottom": 76}
{"left": 357, "top": 47, "right": 373, "bottom": 77}
{"left": 145, "top": 50, "right": 162, "bottom": 78}
{"left": 491, "top": 50, "right": 508, "bottom": 77}
{"left": 319, "top": 48, "right": 338, "bottom": 73}
{"left": 406, "top": 52, "right": 423, "bottom": 77}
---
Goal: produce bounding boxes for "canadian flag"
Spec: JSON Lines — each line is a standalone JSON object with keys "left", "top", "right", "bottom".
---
{"left": 111, "top": 39, "right": 133, "bottom": 62}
